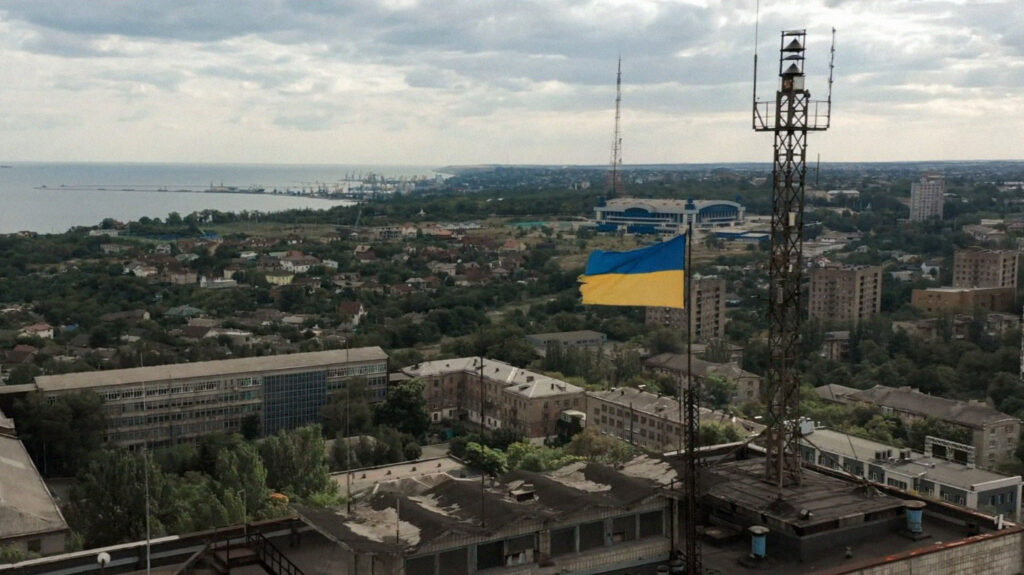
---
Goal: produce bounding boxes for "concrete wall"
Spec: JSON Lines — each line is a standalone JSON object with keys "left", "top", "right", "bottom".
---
{"left": 836, "top": 529, "right": 1024, "bottom": 575}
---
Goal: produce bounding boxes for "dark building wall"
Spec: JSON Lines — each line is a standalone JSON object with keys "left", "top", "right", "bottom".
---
{"left": 262, "top": 370, "right": 327, "bottom": 435}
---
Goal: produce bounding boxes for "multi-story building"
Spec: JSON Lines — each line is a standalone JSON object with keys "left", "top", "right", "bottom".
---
{"left": 31, "top": 348, "right": 388, "bottom": 449}
{"left": 592, "top": 198, "right": 745, "bottom": 234}
{"left": 910, "top": 286, "right": 1016, "bottom": 314}
{"left": 807, "top": 265, "right": 882, "bottom": 325}
{"left": 644, "top": 353, "right": 762, "bottom": 405}
{"left": 799, "top": 427, "right": 1022, "bottom": 519}
{"left": 585, "top": 387, "right": 762, "bottom": 452}
{"left": 909, "top": 173, "right": 946, "bottom": 221}
{"left": 401, "top": 358, "right": 585, "bottom": 439}
{"left": 525, "top": 330, "right": 607, "bottom": 352}
{"left": 954, "top": 247, "right": 1019, "bottom": 289}
{"left": 645, "top": 276, "right": 727, "bottom": 341}
{"left": 847, "top": 385, "right": 1021, "bottom": 470}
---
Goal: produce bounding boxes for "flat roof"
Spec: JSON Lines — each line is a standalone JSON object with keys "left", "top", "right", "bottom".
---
{"left": 588, "top": 387, "right": 764, "bottom": 435}
{"left": 706, "top": 459, "right": 906, "bottom": 532}
{"left": 34, "top": 347, "right": 388, "bottom": 392}
{"left": 803, "top": 428, "right": 1017, "bottom": 488}
{"left": 298, "top": 461, "right": 662, "bottom": 554}
{"left": 401, "top": 357, "right": 584, "bottom": 398}
{"left": 0, "top": 431, "right": 68, "bottom": 539}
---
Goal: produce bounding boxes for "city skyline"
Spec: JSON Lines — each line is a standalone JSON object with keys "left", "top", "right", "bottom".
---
{"left": 0, "top": 0, "right": 1021, "bottom": 166}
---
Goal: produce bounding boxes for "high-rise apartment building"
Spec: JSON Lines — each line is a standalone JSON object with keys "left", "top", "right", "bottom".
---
{"left": 807, "top": 265, "right": 883, "bottom": 325}
{"left": 645, "top": 276, "right": 727, "bottom": 341}
{"left": 954, "top": 247, "right": 1019, "bottom": 289}
{"left": 909, "top": 174, "right": 946, "bottom": 221}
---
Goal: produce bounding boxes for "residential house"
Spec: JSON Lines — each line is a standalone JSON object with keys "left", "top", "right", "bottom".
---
{"left": 19, "top": 323, "right": 54, "bottom": 340}
{"left": 337, "top": 301, "right": 367, "bottom": 329}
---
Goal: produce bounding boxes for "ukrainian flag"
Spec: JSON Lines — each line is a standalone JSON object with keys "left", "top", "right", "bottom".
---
{"left": 579, "top": 235, "right": 686, "bottom": 308}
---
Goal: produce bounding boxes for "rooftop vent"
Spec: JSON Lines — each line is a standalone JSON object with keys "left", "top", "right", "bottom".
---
{"left": 510, "top": 483, "right": 536, "bottom": 502}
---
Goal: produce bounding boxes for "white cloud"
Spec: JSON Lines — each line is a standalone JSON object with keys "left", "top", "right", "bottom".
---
{"left": 0, "top": 0, "right": 1020, "bottom": 163}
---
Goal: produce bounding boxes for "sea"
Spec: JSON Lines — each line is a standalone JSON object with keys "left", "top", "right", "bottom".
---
{"left": 0, "top": 162, "right": 437, "bottom": 234}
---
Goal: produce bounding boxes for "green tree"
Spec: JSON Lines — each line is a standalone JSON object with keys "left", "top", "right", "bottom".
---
{"left": 506, "top": 441, "right": 580, "bottom": 472}
{"left": 214, "top": 441, "right": 270, "bottom": 517}
{"left": 259, "top": 425, "right": 336, "bottom": 499}
{"left": 565, "top": 427, "right": 635, "bottom": 464}
{"left": 702, "top": 374, "right": 737, "bottom": 410}
{"left": 11, "top": 391, "right": 106, "bottom": 476}
{"left": 463, "top": 442, "right": 508, "bottom": 476}
{"left": 375, "top": 379, "right": 430, "bottom": 439}
{"left": 321, "top": 378, "right": 373, "bottom": 438}
{"left": 66, "top": 450, "right": 167, "bottom": 548}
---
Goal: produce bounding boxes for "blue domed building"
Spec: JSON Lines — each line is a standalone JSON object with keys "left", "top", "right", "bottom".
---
{"left": 592, "top": 198, "right": 745, "bottom": 234}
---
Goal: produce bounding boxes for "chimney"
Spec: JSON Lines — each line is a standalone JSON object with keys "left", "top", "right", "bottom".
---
{"left": 749, "top": 525, "right": 769, "bottom": 559}
{"left": 903, "top": 500, "right": 927, "bottom": 539}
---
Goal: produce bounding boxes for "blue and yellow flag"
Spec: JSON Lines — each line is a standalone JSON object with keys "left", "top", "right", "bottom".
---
{"left": 579, "top": 235, "right": 686, "bottom": 308}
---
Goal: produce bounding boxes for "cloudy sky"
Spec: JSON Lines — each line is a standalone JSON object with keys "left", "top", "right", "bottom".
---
{"left": 0, "top": 0, "right": 1020, "bottom": 166}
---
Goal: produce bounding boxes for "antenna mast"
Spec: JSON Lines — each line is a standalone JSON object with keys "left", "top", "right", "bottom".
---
{"left": 609, "top": 57, "right": 623, "bottom": 198}
{"left": 753, "top": 29, "right": 836, "bottom": 491}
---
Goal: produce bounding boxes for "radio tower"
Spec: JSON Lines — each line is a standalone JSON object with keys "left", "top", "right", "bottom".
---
{"left": 753, "top": 29, "right": 835, "bottom": 490}
{"left": 608, "top": 57, "right": 623, "bottom": 198}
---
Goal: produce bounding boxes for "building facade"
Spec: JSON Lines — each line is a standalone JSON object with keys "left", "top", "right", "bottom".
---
{"left": 807, "top": 265, "right": 883, "bottom": 325}
{"left": 32, "top": 348, "right": 388, "bottom": 449}
{"left": 911, "top": 286, "right": 1016, "bottom": 314}
{"left": 847, "top": 385, "right": 1021, "bottom": 470}
{"left": 585, "top": 387, "right": 762, "bottom": 452}
{"left": 592, "top": 198, "right": 745, "bottom": 234}
{"left": 954, "top": 248, "right": 1019, "bottom": 289}
{"left": 644, "top": 353, "right": 762, "bottom": 405}
{"left": 401, "top": 358, "right": 585, "bottom": 439}
{"left": 909, "top": 173, "right": 946, "bottom": 221}
{"left": 645, "top": 276, "right": 727, "bottom": 341}
{"left": 799, "top": 427, "right": 1022, "bottom": 519}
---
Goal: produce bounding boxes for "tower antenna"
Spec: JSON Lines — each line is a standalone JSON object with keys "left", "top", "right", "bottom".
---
{"left": 608, "top": 57, "right": 623, "bottom": 198}
{"left": 753, "top": 29, "right": 836, "bottom": 491}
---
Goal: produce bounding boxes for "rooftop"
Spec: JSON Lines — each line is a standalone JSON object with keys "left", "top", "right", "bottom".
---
{"left": 0, "top": 421, "right": 69, "bottom": 540}
{"left": 645, "top": 353, "right": 760, "bottom": 380}
{"left": 34, "top": 347, "right": 388, "bottom": 392}
{"left": 588, "top": 387, "right": 764, "bottom": 435}
{"left": 803, "top": 428, "right": 1018, "bottom": 488}
{"left": 298, "top": 461, "right": 661, "bottom": 555}
{"left": 847, "top": 385, "right": 1019, "bottom": 428}
{"left": 400, "top": 357, "right": 584, "bottom": 398}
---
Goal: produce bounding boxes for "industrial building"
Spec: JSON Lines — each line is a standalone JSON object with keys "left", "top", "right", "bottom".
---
{"left": 401, "top": 358, "right": 585, "bottom": 439}
{"left": 807, "top": 265, "right": 883, "bottom": 325}
{"left": 299, "top": 461, "right": 674, "bottom": 575}
{"left": 799, "top": 427, "right": 1022, "bottom": 519}
{"left": 25, "top": 348, "right": 388, "bottom": 449}
{"left": 592, "top": 198, "right": 745, "bottom": 234}
{"left": 846, "top": 385, "right": 1021, "bottom": 471}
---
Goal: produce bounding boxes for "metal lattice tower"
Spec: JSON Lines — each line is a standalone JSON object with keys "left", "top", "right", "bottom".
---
{"left": 608, "top": 57, "right": 623, "bottom": 198}
{"left": 753, "top": 29, "right": 835, "bottom": 490}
